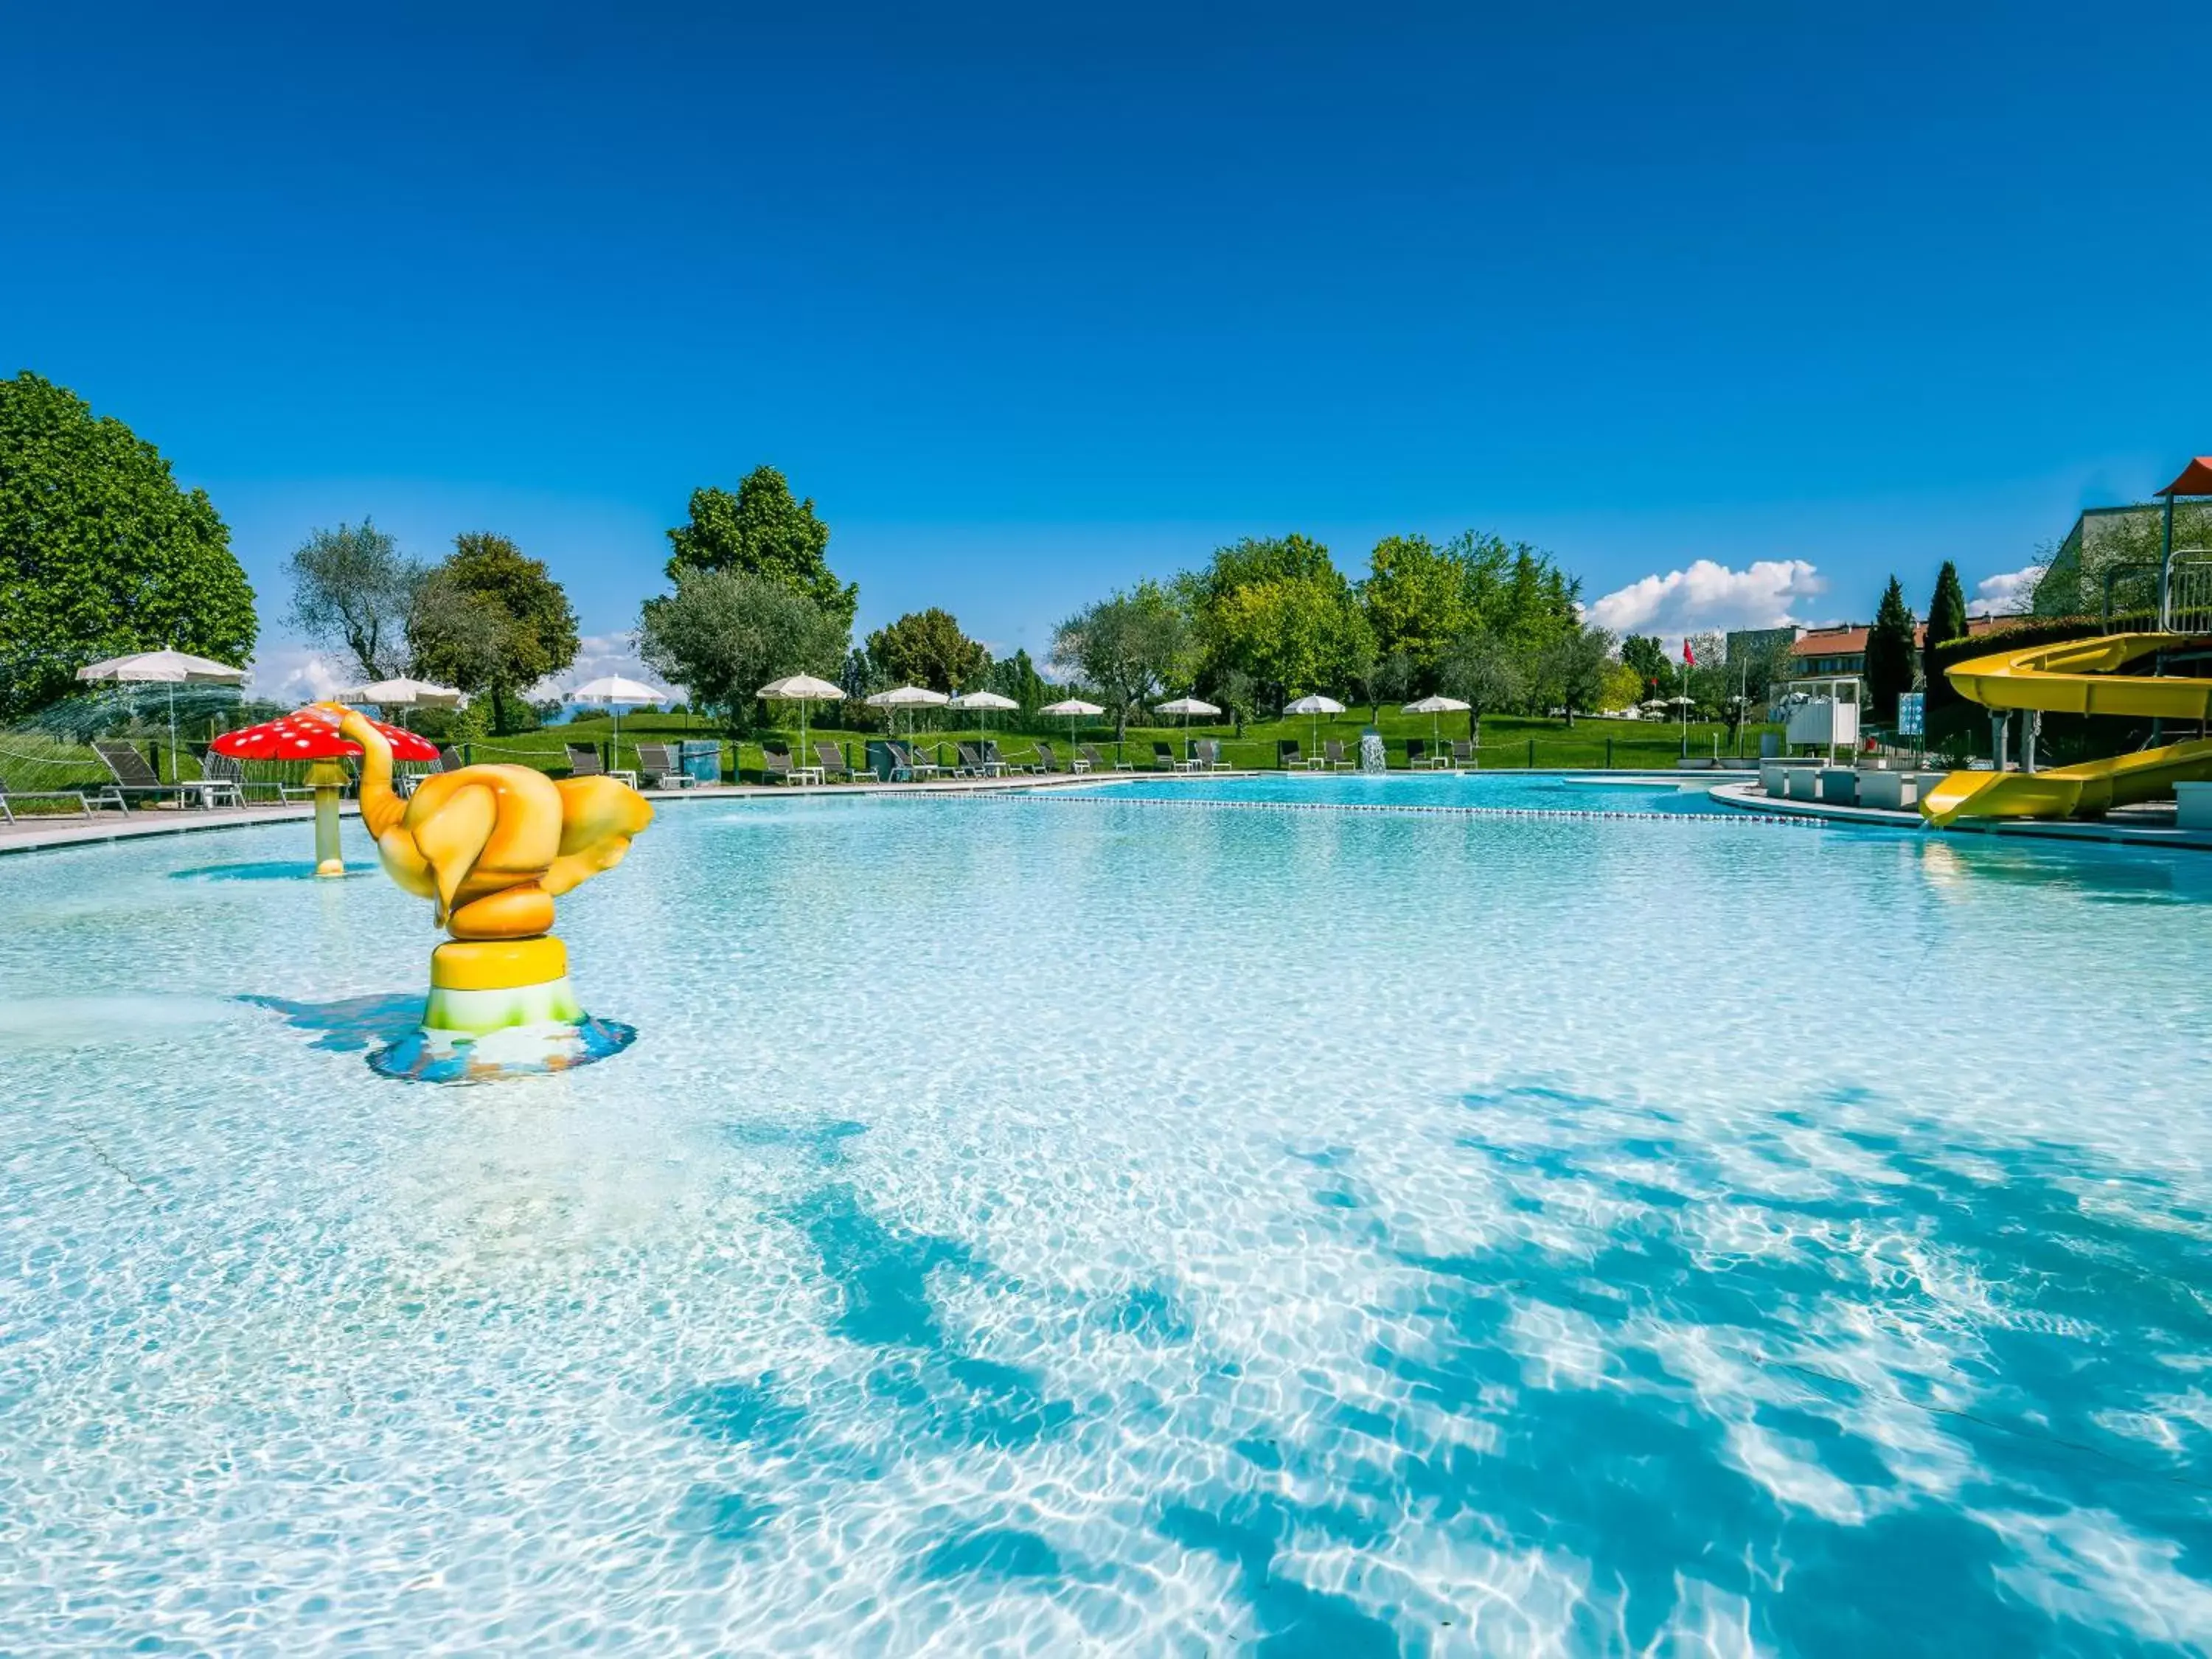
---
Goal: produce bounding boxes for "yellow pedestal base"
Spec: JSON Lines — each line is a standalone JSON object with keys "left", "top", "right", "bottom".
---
{"left": 424, "top": 937, "right": 580, "bottom": 1034}
{"left": 431, "top": 936, "right": 569, "bottom": 990}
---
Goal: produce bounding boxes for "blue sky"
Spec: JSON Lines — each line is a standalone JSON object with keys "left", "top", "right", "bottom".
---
{"left": 6, "top": 1, "right": 2208, "bottom": 693}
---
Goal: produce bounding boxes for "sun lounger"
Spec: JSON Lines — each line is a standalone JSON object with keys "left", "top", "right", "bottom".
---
{"left": 889, "top": 740, "right": 942, "bottom": 780}
{"left": 1193, "top": 738, "right": 1228, "bottom": 771}
{"left": 1278, "top": 740, "right": 1311, "bottom": 771}
{"left": 634, "top": 742, "right": 696, "bottom": 788}
{"left": 1032, "top": 741, "right": 1065, "bottom": 773}
{"left": 1151, "top": 741, "right": 1193, "bottom": 772}
{"left": 0, "top": 775, "right": 94, "bottom": 822}
{"left": 91, "top": 741, "right": 186, "bottom": 813}
{"left": 194, "top": 752, "right": 265, "bottom": 806}
{"left": 1449, "top": 740, "right": 1475, "bottom": 770}
{"left": 1080, "top": 744, "right": 1130, "bottom": 773}
{"left": 762, "top": 742, "right": 818, "bottom": 785}
{"left": 814, "top": 740, "right": 862, "bottom": 783}
{"left": 565, "top": 743, "right": 605, "bottom": 779}
{"left": 1405, "top": 738, "right": 1448, "bottom": 771}
{"left": 984, "top": 740, "right": 1036, "bottom": 774}
{"left": 955, "top": 742, "right": 1003, "bottom": 777}
{"left": 1321, "top": 740, "right": 1354, "bottom": 771}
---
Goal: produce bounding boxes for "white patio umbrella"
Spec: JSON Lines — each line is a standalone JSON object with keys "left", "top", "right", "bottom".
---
{"left": 947, "top": 689, "right": 1018, "bottom": 761}
{"left": 564, "top": 674, "right": 670, "bottom": 768}
{"left": 1401, "top": 692, "right": 1470, "bottom": 746}
{"left": 77, "top": 649, "right": 247, "bottom": 782}
{"left": 1039, "top": 697, "right": 1105, "bottom": 759}
{"left": 1283, "top": 692, "right": 1346, "bottom": 754}
{"left": 338, "top": 676, "right": 465, "bottom": 728}
{"left": 864, "top": 685, "right": 950, "bottom": 759}
{"left": 759, "top": 672, "right": 846, "bottom": 769}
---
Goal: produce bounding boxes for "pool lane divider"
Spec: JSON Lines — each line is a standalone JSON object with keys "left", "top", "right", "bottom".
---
{"left": 889, "top": 791, "right": 1824, "bottom": 827}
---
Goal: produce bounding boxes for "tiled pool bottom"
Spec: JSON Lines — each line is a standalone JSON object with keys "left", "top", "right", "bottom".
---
{"left": 2, "top": 789, "right": 2210, "bottom": 1655}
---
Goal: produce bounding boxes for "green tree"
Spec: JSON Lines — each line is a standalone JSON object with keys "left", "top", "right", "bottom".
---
{"left": 1360, "top": 534, "right": 1467, "bottom": 682}
{"left": 286, "top": 518, "right": 422, "bottom": 682}
{"left": 1600, "top": 660, "right": 1643, "bottom": 712}
{"left": 1922, "top": 560, "right": 1969, "bottom": 721}
{"left": 1437, "top": 630, "right": 1528, "bottom": 745}
{"left": 1618, "top": 633, "right": 1676, "bottom": 702}
{"left": 1864, "top": 575, "right": 1917, "bottom": 721}
{"left": 407, "top": 532, "right": 579, "bottom": 734}
{"left": 1533, "top": 622, "right": 1618, "bottom": 726}
{"left": 1353, "top": 647, "right": 1417, "bottom": 723}
{"left": 665, "top": 466, "right": 857, "bottom": 633}
{"left": 637, "top": 568, "right": 848, "bottom": 726}
{"left": 1207, "top": 571, "right": 1371, "bottom": 706}
{"left": 982, "top": 647, "right": 1048, "bottom": 714}
{"left": 1053, "top": 581, "right": 1194, "bottom": 740}
{"left": 1447, "top": 531, "right": 1582, "bottom": 647}
{"left": 866, "top": 608, "right": 990, "bottom": 693}
{"left": 0, "top": 370, "right": 257, "bottom": 718}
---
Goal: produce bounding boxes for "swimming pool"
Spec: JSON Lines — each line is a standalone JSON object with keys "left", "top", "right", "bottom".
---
{"left": 4, "top": 779, "right": 2209, "bottom": 1654}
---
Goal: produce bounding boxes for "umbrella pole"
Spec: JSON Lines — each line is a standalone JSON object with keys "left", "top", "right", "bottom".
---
{"left": 169, "top": 684, "right": 177, "bottom": 784}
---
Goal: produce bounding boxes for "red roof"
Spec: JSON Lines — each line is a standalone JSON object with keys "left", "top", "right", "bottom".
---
{"left": 1789, "top": 615, "right": 2002, "bottom": 658}
{"left": 2160, "top": 456, "right": 2212, "bottom": 498}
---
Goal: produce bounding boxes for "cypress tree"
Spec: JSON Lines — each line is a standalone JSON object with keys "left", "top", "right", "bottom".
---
{"left": 1863, "top": 576, "right": 1917, "bottom": 722}
{"left": 1922, "top": 561, "right": 1969, "bottom": 718}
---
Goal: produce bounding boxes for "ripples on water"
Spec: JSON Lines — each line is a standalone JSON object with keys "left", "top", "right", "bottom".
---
{"left": 1, "top": 782, "right": 2208, "bottom": 1655}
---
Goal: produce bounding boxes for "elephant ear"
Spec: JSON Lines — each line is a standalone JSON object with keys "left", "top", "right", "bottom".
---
{"left": 413, "top": 782, "right": 498, "bottom": 917}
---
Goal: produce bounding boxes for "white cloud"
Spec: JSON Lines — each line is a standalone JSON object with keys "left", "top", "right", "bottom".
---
{"left": 1969, "top": 565, "right": 2042, "bottom": 618}
{"left": 1585, "top": 559, "right": 1826, "bottom": 641}
{"left": 526, "top": 631, "right": 674, "bottom": 704}
{"left": 244, "top": 643, "right": 350, "bottom": 704}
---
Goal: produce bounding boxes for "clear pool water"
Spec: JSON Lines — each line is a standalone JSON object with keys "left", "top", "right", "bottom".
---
{"left": 4, "top": 779, "right": 2210, "bottom": 1655}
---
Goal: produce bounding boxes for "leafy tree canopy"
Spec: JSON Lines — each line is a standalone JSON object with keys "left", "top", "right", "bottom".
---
{"left": 287, "top": 518, "right": 422, "bottom": 683}
{"left": 639, "top": 567, "right": 847, "bottom": 725}
{"left": 407, "top": 532, "right": 579, "bottom": 734}
{"left": 667, "top": 465, "right": 857, "bottom": 633}
{"left": 1436, "top": 630, "right": 1528, "bottom": 740}
{"left": 1359, "top": 530, "right": 1581, "bottom": 693}
{"left": 982, "top": 646, "right": 1050, "bottom": 714}
{"left": 866, "top": 607, "right": 989, "bottom": 694}
{"left": 1531, "top": 622, "right": 1617, "bottom": 726}
{"left": 0, "top": 369, "right": 257, "bottom": 718}
{"left": 1053, "top": 581, "right": 1194, "bottom": 739}
{"left": 1360, "top": 534, "right": 1465, "bottom": 681}
{"left": 1188, "top": 533, "right": 1338, "bottom": 611}
{"left": 1207, "top": 571, "right": 1372, "bottom": 706}
{"left": 1618, "top": 633, "right": 1676, "bottom": 700}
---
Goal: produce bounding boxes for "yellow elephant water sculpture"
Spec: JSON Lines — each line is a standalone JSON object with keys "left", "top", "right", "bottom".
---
{"left": 335, "top": 706, "right": 653, "bottom": 1070}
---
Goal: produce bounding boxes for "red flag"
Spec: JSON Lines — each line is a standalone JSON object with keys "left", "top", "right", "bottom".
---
{"left": 1682, "top": 639, "right": 1696, "bottom": 667}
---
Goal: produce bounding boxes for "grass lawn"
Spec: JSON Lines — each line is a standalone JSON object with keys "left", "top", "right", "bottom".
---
{"left": 465, "top": 709, "right": 1780, "bottom": 781}
{"left": 0, "top": 709, "right": 1779, "bottom": 813}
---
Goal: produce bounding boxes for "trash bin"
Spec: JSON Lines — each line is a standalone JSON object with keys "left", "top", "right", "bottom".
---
{"left": 678, "top": 740, "right": 723, "bottom": 786}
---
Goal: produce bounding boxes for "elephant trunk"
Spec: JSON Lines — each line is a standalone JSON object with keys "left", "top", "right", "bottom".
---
{"left": 335, "top": 705, "right": 406, "bottom": 838}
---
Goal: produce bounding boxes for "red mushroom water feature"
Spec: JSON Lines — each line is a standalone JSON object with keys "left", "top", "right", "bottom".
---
{"left": 211, "top": 703, "right": 437, "bottom": 877}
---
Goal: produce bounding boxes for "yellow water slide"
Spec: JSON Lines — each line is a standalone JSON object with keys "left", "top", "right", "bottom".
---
{"left": 1920, "top": 633, "right": 2212, "bottom": 826}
